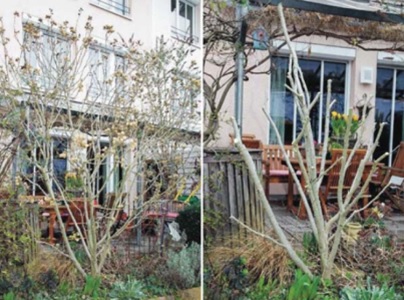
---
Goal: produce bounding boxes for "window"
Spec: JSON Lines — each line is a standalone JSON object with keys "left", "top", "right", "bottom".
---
{"left": 88, "top": 47, "right": 111, "bottom": 100}
{"left": 374, "top": 67, "right": 404, "bottom": 165}
{"left": 171, "top": 0, "right": 199, "bottom": 43}
{"left": 20, "top": 138, "right": 68, "bottom": 195}
{"left": 23, "top": 26, "right": 70, "bottom": 89}
{"left": 91, "top": 0, "right": 130, "bottom": 16}
{"left": 114, "top": 54, "right": 127, "bottom": 99}
{"left": 269, "top": 56, "right": 347, "bottom": 144}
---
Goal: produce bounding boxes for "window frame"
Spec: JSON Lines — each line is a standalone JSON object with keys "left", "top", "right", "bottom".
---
{"left": 375, "top": 65, "right": 404, "bottom": 166}
{"left": 171, "top": 0, "right": 199, "bottom": 44}
{"left": 90, "top": 0, "right": 131, "bottom": 17}
{"left": 268, "top": 55, "right": 350, "bottom": 145}
{"left": 23, "top": 24, "right": 70, "bottom": 89}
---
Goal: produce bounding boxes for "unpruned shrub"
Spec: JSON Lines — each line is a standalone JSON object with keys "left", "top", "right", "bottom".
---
{"left": 163, "top": 242, "right": 201, "bottom": 289}
{"left": 176, "top": 203, "right": 201, "bottom": 245}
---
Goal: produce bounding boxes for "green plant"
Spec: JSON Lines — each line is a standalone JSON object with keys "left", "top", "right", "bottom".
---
{"left": 302, "top": 232, "right": 318, "bottom": 255}
{"left": 340, "top": 277, "right": 403, "bottom": 300}
{"left": 164, "top": 242, "right": 201, "bottom": 289}
{"left": 0, "top": 201, "right": 39, "bottom": 295}
{"left": 247, "top": 277, "right": 278, "bottom": 300}
{"left": 108, "top": 277, "right": 146, "bottom": 300}
{"left": 142, "top": 275, "right": 172, "bottom": 297}
{"left": 223, "top": 257, "right": 249, "bottom": 292}
{"left": 4, "top": 292, "right": 16, "bottom": 300}
{"left": 363, "top": 217, "right": 385, "bottom": 229}
{"left": 286, "top": 269, "right": 320, "bottom": 300}
{"left": 176, "top": 202, "right": 201, "bottom": 245}
{"left": 82, "top": 275, "right": 101, "bottom": 298}
{"left": 370, "top": 235, "right": 391, "bottom": 249}
{"left": 330, "top": 110, "right": 359, "bottom": 138}
{"left": 65, "top": 172, "right": 84, "bottom": 190}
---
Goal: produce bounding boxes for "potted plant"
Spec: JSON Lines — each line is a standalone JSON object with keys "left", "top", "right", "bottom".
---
{"left": 330, "top": 110, "right": 360, "bottom": 149}
{"left": 65, "top": 172, "right": 84, "bottom": 197}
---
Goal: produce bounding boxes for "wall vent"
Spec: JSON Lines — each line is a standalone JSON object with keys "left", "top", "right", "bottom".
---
{"left": 360, "top": 67, "right": 373, "bottom": 84}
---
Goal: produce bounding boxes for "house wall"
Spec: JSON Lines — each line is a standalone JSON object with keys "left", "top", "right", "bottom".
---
{"left": 212, "top": 35, "right": 399, "bottom": 147}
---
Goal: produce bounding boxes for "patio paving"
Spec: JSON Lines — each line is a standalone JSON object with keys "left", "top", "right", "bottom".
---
{"left": 269, "top": 199, "right": 404, "bottom": 242}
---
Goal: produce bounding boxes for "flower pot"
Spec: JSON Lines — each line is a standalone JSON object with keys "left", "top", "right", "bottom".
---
{"left": 344, "top": 222, "right": 362, "bottom": 240}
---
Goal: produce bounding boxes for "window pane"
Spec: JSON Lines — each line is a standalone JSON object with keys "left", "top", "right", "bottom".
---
{"left": 322, "top": 62, "right": 346, "bottom": 142}
{"left": 53, "top": 140, "right": 67, "bottom": 192}
{"left": 179, "top": 1, "right": 185, "bottom": 17}
{"left": 394, "top": 70, "right": 404, "bottom": 156}
{"left": 269, "top": 57, "right": 293, "bottom": 144}
{"left": 296, "top": 59, "right": 321, "bottom": 141}
{"left": 375, "top": 68, "right": 394, "bottom": 163}
{"left": 186, "top": 4, "right": 193, "bottom": 36}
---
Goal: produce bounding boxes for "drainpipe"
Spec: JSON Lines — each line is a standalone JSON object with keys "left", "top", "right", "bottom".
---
{"left": 234, "top": 1, "right": 248, "bottom": 136}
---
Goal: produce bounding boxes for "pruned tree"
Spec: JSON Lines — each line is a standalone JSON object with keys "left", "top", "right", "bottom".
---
{"left": 231, "top": 4, "right": 390, "bottom": 279}
{"left": 0, "top": 10, "right": 200, "bottom": 277}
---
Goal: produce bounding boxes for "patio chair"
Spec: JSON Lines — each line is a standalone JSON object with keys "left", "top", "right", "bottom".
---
{"left": 372, "top": 142, "right": 404, "bottom": 212}
{"left": 64, "top": 200, "right": 89, "bottom": 237}
{"left": 319, "top": 149, "right": 367, "bottom": 217}
{"left": 103, "top": 192, "right": 128, "bottom": 234}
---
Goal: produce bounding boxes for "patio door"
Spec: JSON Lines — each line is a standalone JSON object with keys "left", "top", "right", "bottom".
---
{"left": 375, "top": 67, "right": 404, "bottom": 165}
{"left": 269, "top": 56, "right": 347, "bottom": 145}
{"left": 87, "top": 143, "right": 108, "bottom": 205}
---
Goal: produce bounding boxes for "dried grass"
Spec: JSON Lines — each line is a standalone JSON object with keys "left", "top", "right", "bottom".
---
{"left": 27, "top": 250, "right": 80, "bottom": 287}
{"left": 206, "top": 234, "right": 292, "bottom": 284}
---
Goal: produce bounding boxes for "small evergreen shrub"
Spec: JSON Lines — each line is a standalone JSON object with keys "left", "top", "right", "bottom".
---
{"left": 176, "top": 203, "right": 200, "bottom": 245}
{"left": 108, "top": 277, "right": 146, "bottom": 300}
{"left": 163, "top": 242, "right": 201, "bottom": 289}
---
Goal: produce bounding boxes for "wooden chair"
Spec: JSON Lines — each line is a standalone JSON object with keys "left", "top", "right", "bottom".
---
{"left": 102, "top": 192, "right": 128, "bottom": 234}
{"left": 64, "top": 200, "right": 90, "bottom": 237}
{"left": 319, "top": 149, "right": 367, "bottom": 217}
{"left": 372, "top": 142, "right": 404, "bottom": 212}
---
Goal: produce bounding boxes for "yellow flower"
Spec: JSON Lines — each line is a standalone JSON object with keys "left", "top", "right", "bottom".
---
{"left": 337, "top": 113, "right": 342, "bottom": 119}
{"left": 331, "top": 111, "right": 338, "bottom": 118}
{"left": 65, "top": 172, "right": 76, "bottom": 179}
{"left": 352, "top": 114, "right": 359, "bottom": 121}
{"left": 342, "top": 114, "right": 348, "bottom": 121}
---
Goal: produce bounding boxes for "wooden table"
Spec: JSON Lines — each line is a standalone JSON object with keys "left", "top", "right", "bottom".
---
{"left": 40, "top": 199, "right": 99, "bottom": 244}
{"left": 282, "top": 157, "right": 375, "bottom": 219}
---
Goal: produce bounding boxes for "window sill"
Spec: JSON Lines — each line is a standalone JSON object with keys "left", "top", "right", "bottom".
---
{"left": 89, "top": 2, "right": 132, "bottom": 21}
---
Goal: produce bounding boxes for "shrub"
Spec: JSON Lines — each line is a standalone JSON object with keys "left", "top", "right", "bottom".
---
{"left": 108, "top": 277, "right": 146, "bottom": 300}
{"left": 163, "top": 242, "right": 201, "bottom": 289}
{"left": 0, "top": 201, "right": 39, "bottom": 296}
{"left": 340, "top": 277, "right": 403, "bottom": 300}
{"left": 176, "top": 203, "right": 200, "bottom": 245}
{"left": 27, "top": 252, "right": 79, "bottom": 289}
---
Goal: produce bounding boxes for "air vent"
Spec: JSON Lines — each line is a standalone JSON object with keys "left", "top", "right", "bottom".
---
{"left": 360, "top": 67, "right": 373, "bottom": 84}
